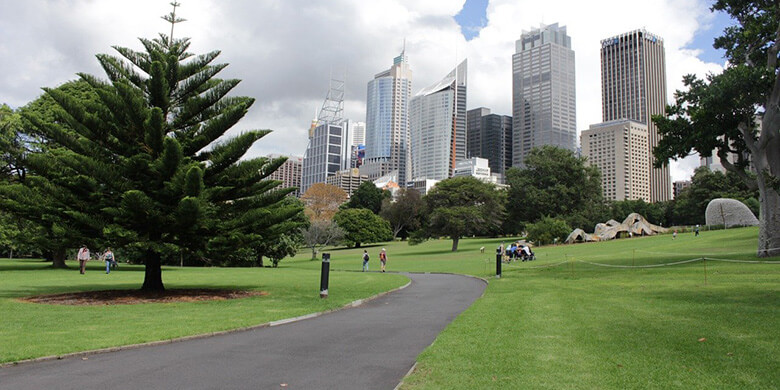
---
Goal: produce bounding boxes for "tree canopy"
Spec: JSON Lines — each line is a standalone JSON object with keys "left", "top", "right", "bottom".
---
{"left": 342, "top": 181, "right": 389, "bottom": 214}
{"left": 653, "top": 1, "right": 779, "bottom": 256}
{"left": 506, "top": 146, "right": 604, "bottom": 232}
{"left": 417, "top": 176, "right": 505, "bottom": 251}
{"left": 7, "top": 13, "right": 301, "bottom": 288}
{"left": 333, "top": 208, "right": 392, "bottom": 248}
{"left": 301, "top": 183, "right": 348, "bottom": 222}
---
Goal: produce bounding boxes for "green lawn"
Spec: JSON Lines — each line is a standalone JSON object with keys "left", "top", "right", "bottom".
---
{"left": 0, "top": 261, "right": 407, "bottom": 363}
{"left": 394, "top": 227, "right": 780, "bottom": 389}
{"left": 2, "top": 227, "right": 778, "bottom": 389}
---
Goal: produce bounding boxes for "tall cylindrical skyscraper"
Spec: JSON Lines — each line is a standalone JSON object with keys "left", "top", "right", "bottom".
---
{"left": 601, "top": 29, "right": 670, "bottom": 202}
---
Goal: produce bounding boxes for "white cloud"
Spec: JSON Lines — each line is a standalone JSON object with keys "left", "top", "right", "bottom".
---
{"left": 0, "top": 0, "right": 727, "bottom": 181}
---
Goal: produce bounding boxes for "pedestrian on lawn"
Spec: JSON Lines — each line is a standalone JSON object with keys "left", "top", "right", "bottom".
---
{"left": 77, "top": 245, "right": 90, "bottom": 275}
{"left": 362, "top": 250, "right": 370, "bottom": 272}
{"left": 103, "top": 248, "right": 116, "bottom": 274}
{"left": 379, "top": 248, "right": 387, "bottom": 272}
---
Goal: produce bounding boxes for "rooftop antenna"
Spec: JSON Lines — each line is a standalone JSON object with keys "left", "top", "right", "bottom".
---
{"left": 317, "top": 70, "right": 345, "bottom": 126}
{"left": 162, "top": 2, "right": 186, "bottom": 45}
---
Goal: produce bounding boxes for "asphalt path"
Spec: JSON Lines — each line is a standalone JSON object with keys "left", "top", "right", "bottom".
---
{"left": 0, "top": 273, "right": 485, "bottom": 390}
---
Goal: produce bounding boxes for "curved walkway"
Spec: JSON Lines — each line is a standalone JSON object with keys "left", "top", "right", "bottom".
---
{"left": 0, "top": 273, "right": 485, "bottom": 390}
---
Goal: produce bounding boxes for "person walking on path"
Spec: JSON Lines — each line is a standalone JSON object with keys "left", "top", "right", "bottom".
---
{"left": 362, "top": 250, "right": 370, "bottom": 272}
{"left": 77, "top": 245, "right": 90, "bottom": 274}
{"left": 673, "top": 230, "right": 678, "bottom": 240}
{"left": 695, "top": 224, "right": 700, "bottom": 236}
{"left": 103, "top": 248, "right": 116, "bottom": 274}
{"left": 379, "top": 248, "right": 387, "bottom": 272}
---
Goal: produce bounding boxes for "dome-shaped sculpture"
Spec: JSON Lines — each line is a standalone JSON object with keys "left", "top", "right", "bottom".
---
{"left": 705, "top": 198, "right": 759, "bottom": 227}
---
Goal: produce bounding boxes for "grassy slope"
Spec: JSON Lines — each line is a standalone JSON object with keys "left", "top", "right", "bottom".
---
{"left": 0, "top": 262, "right": 407, "bottom": 363}
{"left": 396, "top": 227, "right": 779, "bottom": 389}
{"left": 2, "top": 227, "right": 777, "bottom": 389}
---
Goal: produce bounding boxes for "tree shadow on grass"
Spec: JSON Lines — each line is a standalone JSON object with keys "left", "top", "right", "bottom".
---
{"left": 3, "top": 283, "right": 267, "bottom": 301}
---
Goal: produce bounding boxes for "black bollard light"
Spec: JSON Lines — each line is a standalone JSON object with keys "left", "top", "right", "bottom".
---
{"left": 495, "top": 249, "right": 502, "bottom": 278}
{"left": 320, "top": 253, "right": 330, "bottom": 298}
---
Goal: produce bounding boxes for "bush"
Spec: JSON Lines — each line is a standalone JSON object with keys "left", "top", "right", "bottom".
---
{"left": 526, "top": 216, "right": 570, "bottom": 246}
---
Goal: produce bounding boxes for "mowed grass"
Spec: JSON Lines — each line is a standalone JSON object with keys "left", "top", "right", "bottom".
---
{"left": 395, "top": 227, "right": 780, "bottom": 389}
{"left": 1, "top": 226, "right": 778, "bottom": 389}
{"left": 0, "top": 261, "right": 407, "bottom": 363}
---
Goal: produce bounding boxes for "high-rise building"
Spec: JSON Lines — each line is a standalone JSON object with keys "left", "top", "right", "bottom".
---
{"left": 467, "top": 107, "right": 513, "bottom": 177}
{"left": 340, "top": 119, "right": 365, "bottom": 169}
{"left": 512, "top": 23, "right": 576, "bottom": 168}
{"left": 301, "top": 122, "right": 345, "bottom": 195}
{"left": 362, "top": 50, "right": 412, "bottom": 186}
{"left": 601, "top": 29, "right": 670, "bottom": 202}
{"left": 266, "top": 154, "right": 303, "bottom": 197}
{"left": 673, "top": 180, "right": 692, "bottom": 199}
{"left": 581, "top": 120, "right": 650, "bottom": 201}
{"left": 409, "top": 59, "right": 467, "bottom": 181}
{"left": 467, "top": 107, "right": 491, "bottom": 158}
{"left": 326, "top": 168, "right": 369, "bottom": 198}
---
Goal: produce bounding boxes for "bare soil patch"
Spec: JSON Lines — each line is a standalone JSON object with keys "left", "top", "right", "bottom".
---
{"left": 19, "top": 289, "right": 268, "bottom": 305}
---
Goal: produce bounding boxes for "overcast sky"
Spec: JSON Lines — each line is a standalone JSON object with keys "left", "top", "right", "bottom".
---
{"left": 0, "top": 0, "right": 731, "bottom": 181}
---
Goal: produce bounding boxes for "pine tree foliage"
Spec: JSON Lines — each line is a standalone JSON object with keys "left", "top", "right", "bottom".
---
{"left": 18, "top": 28, "right": 301, "bottom": 289}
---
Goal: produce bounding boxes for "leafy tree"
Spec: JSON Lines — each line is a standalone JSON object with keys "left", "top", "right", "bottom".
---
{"left": 506, "top": 146, "right": 605, "bottom": 232}
{"left": 0, "top": 81, "right": 106, "bottom": 268}
{"left": 300, "top": 219, "right": 345, "bottom": 260}
{"left": 301, "top": 183, "right": 348, "bottom": 222}
{"left": 668, "top": 167, "right": 759, "bottom": 225}
{"left": 653, "top": 1, "right": 780, "bottom": 257}
{"left": 379, "top": 188, "right": 423, "bottom": 239}
{"left": 17, "top": 10, "right": 300, "bottom": 289}
{"left": 417, "top": 176, "right": 505, "bottom": 251}
{"left": 342, "top": 181, "right": 389, "bottom": 214}
{"left": 333, "top": 208, "right": 392, "bottom": 248}
{"left": 526, "top": 216, "right": 570, "bottom": 246}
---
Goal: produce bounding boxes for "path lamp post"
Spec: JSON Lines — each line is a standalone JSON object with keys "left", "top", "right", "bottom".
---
{"left": 495, "top": 248, "right": 502, "bottom": 278}
{"left": 320, "top": 253, "right": 330, "bottom": 298}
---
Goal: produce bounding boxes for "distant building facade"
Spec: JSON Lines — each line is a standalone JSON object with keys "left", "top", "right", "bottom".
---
{"left": 362, "top": 51, "right": 412, "bottom": 186}
{"left": 301, "top": 122, "right": 345, "bottom": 195}
{"left": 409, "top": 59, "right": 467, "bottom": 181}
{"left": 467, "top": 107, "right": 512, "bottom": 178}
{"left": 512, "top": 23, "right": 576, "bottom": 168}
{"left": 601, "top": 29, "right": 670, "bottom": 202}
{"left": 581, "top": 119, "right": 650, "bottom": 201}
{"left": 326, "top": 168, "right": 369, "bottom": 198}
{"left": 673, "top": 180, "right": 691, "bottom": 199}
{"left": 266, "top": 154, "right": 303, "bottom": 197}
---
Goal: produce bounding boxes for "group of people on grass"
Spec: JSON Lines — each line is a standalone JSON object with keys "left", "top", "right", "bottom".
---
{"left": 76, "top": 245, "right": 118, "bottom": 275}
{"left": 498, "top": 241, "right": 534, "bottom": 262}
{"left": 362, "top": 248, "right": 388, "bottom": 272}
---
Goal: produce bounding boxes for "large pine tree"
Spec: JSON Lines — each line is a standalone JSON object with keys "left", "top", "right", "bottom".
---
{"left": 21, "top": 7, "right": 301, "bottom": 290}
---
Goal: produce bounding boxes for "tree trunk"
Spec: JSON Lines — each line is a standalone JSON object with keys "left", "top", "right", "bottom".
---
{"left": 451, "top": 237, "right": 459, "bottom": 252}
{"left": 141, "top": 251, "right": 165, "bottom": 291}
{"left": 756, "top": 174, "right": 780, "bottom": 257}
{"left": 256, "top": 254, "right": 264, "bottom": 267}
{"left": 51, "top": 247, "right": 68, "bottom": 269}
{"left": 355, "top": 242, "right": 361, "bottom": 248}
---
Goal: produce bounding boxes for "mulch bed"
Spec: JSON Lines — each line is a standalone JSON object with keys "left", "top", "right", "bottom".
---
{"left": 19, "top": 289, "right": 268, "bottom": 306}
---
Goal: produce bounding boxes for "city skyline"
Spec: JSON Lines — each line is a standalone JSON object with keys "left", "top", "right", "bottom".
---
{"left": 0, "top": 0, "right": 731, "bottom": 182}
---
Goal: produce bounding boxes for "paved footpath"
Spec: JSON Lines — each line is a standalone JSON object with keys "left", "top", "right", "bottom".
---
{"left": 0, "top": 273, "right": 485, "bottom": 390}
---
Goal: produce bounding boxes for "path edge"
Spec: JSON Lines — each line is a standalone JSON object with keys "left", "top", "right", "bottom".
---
{"left": 1, "top": 278, "right": 413, "bottom": 368}
{"left": 393, "top": 272, "right": 489, "bottom": 390}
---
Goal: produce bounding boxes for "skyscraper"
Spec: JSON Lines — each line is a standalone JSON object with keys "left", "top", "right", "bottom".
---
{"left": 581, "top": 119, "right": 650, "bottom": 201}
{"left": 301, "top": 122, "right": 345, "bottom": 195}
{"left": 362, "top": 50, "right": 412, "bottom": 186}
{"left": 601, "top": 29, "right": 670, "bottom": 202}
{"left": 467, "top": 107, "right": 512, "bottom": 178}
{"left": 409, "top": 59, "right": 467, "bottom": 181}
{"left": 512, "top": 23, "right": 576, "bottom": 167}
{"left": 266, "top": 154, "right": 303, "bottom": 197}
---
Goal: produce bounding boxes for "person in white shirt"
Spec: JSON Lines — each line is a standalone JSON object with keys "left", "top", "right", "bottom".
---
{"left": 77, "top": 245, "right": 90, "bottom": 274}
